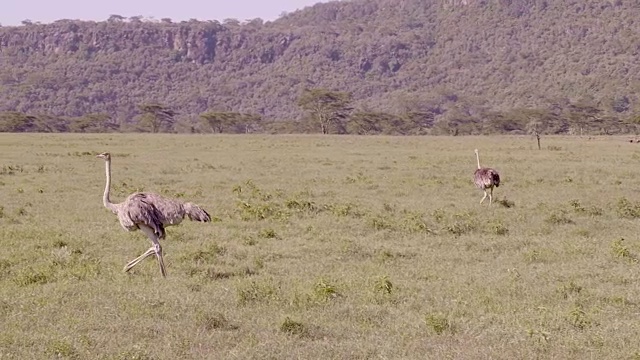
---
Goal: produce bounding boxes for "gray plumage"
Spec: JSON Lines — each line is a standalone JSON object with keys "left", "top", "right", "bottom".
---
{"left": 473, "top": 149, "right": 500, "bottom": 205}
{"left": 97, "top": 152, "right": 211, "bottom": 277}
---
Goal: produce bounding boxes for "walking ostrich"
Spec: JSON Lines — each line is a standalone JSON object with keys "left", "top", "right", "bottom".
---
{"left": 473, "top": 149, "right": 501, "bottom": 205}
{"left": 97, "top": 152, "right": 211, "bottom": 277}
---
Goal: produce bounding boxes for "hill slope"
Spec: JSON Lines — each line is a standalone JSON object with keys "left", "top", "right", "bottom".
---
{"left": 0, "top": 0, "right": 639, "bottom": 131}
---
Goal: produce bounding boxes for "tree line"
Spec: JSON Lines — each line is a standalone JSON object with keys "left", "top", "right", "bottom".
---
{"left": 2, "top": 88, "right": 640, "bottom": 135}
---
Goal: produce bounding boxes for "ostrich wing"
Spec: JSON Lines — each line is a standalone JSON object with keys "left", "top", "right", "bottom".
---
{"left": 134, "top": 193, "right": 193, "bottom": 226}
{"left": 474, "top": 168, "right": 500, "bottom": 188}
{"left": 120, "top": 193, "right": 166, "bottom": 238}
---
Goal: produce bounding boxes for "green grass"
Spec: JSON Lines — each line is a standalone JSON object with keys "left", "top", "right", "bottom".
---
{"left": 1, "top": 133, "right": 640, "bottom": 359}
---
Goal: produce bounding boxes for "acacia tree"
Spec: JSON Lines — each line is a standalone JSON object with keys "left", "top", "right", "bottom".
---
{"left": 433, "top": 106, "right": 478, "bottom": 136}
{"left": 0, "top": 112, "right": 37, "bottom": 132}
{"left": 107, "top": 14, "right": 125, "bottom": 22}
{"left": 238, "top": 113, "right": 261, "bottom": 133}
{"left": 402, "top": 110, "right": 435, "bottom": 135}
{"left": 69, "top": 113, "right": 119, "bottom": 133}
{"left": 200, "top": 112, "right": 262, "bottom": 133}
{"left": 565, "top": 99, "right": 602, "bottom": 136}
{"left": 137, "top": 103, "right": 176, "bottom": 133}
{"left": 297, "top": 89, "right": 352, "bottom": 134}
{"left": 348, "top": 112, "right": 387, "bottom": 134}
{"left": 200, "top": 111, "right": 236, "bottom": 133}
{"left": 627, "top": 114, "right": 640, "bottom": 135}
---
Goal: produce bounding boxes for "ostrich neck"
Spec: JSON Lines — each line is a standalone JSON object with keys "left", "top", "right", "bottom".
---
{"left": 476, "top": 153, "right": 481, "bottom": 169}
{"left": 103, "top": 159, "right": 118, "bottom": 213}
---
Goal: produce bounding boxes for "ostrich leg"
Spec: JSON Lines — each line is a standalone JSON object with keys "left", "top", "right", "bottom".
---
{"left": 124, "top": 225, "right": 167, "bottom": 277}
{"left": 480, "top": 190, "right": 488, "bottom": 204}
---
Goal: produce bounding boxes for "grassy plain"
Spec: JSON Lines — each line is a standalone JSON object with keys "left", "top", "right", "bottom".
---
{"left": 1, "top": 133, "right": 640, "bottom": 359}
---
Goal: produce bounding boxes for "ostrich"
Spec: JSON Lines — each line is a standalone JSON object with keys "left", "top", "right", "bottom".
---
{"left": 473, "top": 149, "right": 501, "bottom": 205}
{"left": 97, "top": 152, "right": 211, "bottom": 277}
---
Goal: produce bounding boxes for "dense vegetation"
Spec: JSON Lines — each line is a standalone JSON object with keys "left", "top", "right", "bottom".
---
{"left": 1, "top": 0, "right": 640, "bottom": 134}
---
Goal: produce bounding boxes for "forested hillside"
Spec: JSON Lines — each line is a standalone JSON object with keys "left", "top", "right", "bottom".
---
{"left": 1, "top": 0, "right": 639, "bottom": 134}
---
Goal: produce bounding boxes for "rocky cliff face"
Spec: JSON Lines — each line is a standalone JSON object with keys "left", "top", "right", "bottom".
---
{"left": 0, "top": 21, "right": 220, "bottom": 64}
{"left": 0, "top": 20, "right": 292, "bottom": 65}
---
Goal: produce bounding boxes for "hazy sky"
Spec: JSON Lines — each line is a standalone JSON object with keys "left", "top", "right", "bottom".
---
{"left": 1, "top": 0, "right": 328, "bottom": 26}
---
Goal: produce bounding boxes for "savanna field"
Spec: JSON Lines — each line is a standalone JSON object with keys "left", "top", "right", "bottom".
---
{"left": 2, "top": 133, "right": 640, "bottom": 359}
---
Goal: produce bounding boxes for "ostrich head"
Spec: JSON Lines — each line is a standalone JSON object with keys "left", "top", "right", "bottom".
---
{"left": 474, "top": 149, "right": 479, "bottom": 154}
{"left": 96, "top": 152, "right": 111, "bottom": 160}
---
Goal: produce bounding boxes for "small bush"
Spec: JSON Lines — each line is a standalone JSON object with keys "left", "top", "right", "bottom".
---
{"left": 197, "top": 312, "right": 237, "bottom": 331}
{"left": 489, "top": 220, "right": 509, "bottom": 235}
{"left": 431, "top": 209, "right": 446, "bottom": 223}
{"left": 611, "top": 238, "right": 637, "bottom": 262}
{"left": 574, "top": 228, "right": 591, "bottom": 238}
{"left": 280, "top": 317, "right": 306, "bottom": 336}
{"left": 425, "top": 314, "right": 451, "bottom": 335}
{"left": 374, "top": 276, "right": 393, "bottom": 295}
{"left": 243, "top": 236, "right": 258, "bottom": 246}
{"left": 523, "top": 249, "right": 541, "bottom": 263}
{"left": 205, "top": 269, "right": 235, "bottom": 280}
{"left": 237, "top": 200, "right": 285, "bottom": 221}
{"left": 557, "top": 281, "right": 583, "bottom": 299}
{"left": 545, "top": 210, "right": 573, "bottom": 225}
{"left": 52, "top": 240, "right": 68, "bottom": 248}
{"left": 46, "top": 339, "right": 78, "bottom": 359}
{"left": 344, "top": 172, "right": 371, "bottom": 184}
{"left": 368, "top": 214, "right": 395, "bottom": 231}
{"left": 313, "top": 278, "right": 339, "bottom": 302}
{"left": 189, "top": 243, "right": 226, "bottom": 264}
{"left": 233, "top": 180, "right": 291, "bottom": 221}
{"left": 375, "top": 249, "right": 396, "bottom": 262}
{"left": 258, "top": 228, "right": 278, "bottom": 239}
{"left": 67, "top": 257, "right": 102, "bottom": 280}
{"left": 616, "top": 197, "right": 640, "bottom": 218}
{"left": 569, "top": 199, "right": 603, "bottom": 216}
{"left": 445, "top": 213, "right": 478, "bottom": 236}
{"left": 585, "top": 206, "right": 604, "bottom": 216}
{"left": 13, "top": 267, "right": 53, "bottom": 286}
{"left": 568, "top": 199, "right": 585, "bottom": 212}
{"left": 327, "top": 202, "right": 362, "bottom": 217}
{"left": 0, "top": 164, "right": 24, "bottom": 175}
{"left": 527, "top": 329, "right": 551, "bottom": 344}
{"left": 445, "top": 223, "right": 469, "bottom": 236}
{"left": 400, "top": 212, "right": 434, "bottom": 233}
{"left": 285, "top": 198, "right": 318, "bottom": 213}
{"left": 0, "top": 259, "right": 11, "bottom": 273}
{"left": 237, "top": 279, "right": 279, "bottom": 306}
{"left": 568, "top": 304, "right": 592, "bottom": 330}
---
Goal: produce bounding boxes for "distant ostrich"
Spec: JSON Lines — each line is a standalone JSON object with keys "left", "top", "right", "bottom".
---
{"left": 97, "top": 152, "right": 211, "bottom": 277}
{"left": 473, "top": 149, "right": 501, "bottom": 205}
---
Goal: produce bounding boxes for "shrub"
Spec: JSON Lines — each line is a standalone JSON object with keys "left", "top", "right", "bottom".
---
{"left": 616, "top": 197, "right": 640, "bottom": 218}
{"left": 313, "top": 278, "right": 339, "bottom": 302}
{"left": 237, "top": 279, "right": 280, "bottom": 306}
{"left": 425, "top": 314, "right": 451, "bottom": 335}
{"left": 280, "top": 317, "right": 306, "bottom": 336}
